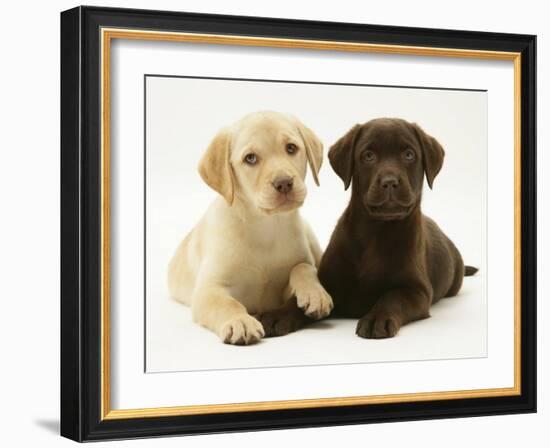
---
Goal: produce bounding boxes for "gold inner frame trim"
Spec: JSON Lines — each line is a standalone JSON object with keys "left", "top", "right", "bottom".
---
{"left": 100, "top": 27, "right": 522, "bottom": 421}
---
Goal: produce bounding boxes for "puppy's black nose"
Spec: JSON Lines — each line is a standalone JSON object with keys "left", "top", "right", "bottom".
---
{"left": 380, "top": 175, "right": 399, "bottom": 190}
{"left": 272, "top": 176, "right": 294, "bottom": 194}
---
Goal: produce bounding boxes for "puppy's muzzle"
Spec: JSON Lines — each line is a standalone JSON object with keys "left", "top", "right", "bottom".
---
{"left": 272, "top": 175, "right": 294, "bottom": 194}
{"left": 366, "top": 172, "right": 414, "bottom": 220}
{"left": 379, "top": 174, "right": 400, "bottom": 193}
{"left": 368, "top": 173, "right": 404, "bottom": 206}
{"left": 258, "top": 173, "right": 304, "bottom": 214}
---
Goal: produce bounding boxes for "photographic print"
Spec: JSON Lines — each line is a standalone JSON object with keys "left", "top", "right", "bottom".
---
{"left": 145, "top": 75, "right": 487, "bottom": 372}
{"left": 61, "top": 6, "right": 535, "bottom": 441}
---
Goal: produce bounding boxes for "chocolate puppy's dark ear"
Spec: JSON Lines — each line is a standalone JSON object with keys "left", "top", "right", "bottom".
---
{"left": 411, "top": 123, "right": 445, "bottom": 189}
{"left": 328, "top": 124, "right": 361, "bottom": 190}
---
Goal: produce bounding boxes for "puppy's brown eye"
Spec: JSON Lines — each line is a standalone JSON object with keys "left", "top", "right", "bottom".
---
{"left": 362, "top": 150, "right": 376, "bottom": 163}
{"left": 244, "top": 153, "right": 258, "bottom": 165}
{"left": 286, "top": 143, "right": 298, "bottom": 155}
{"left": 403, "top": 149, "right": 415, "bottom": 162}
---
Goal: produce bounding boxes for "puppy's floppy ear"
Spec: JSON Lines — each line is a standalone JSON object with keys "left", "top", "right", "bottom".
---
{"left": 198, "top": 127, "right": 235, "bottom": 204}
{"left": 411, "top": 123, "right": 445, "bottom": 189}
{"left": 328, "top": 124, "right": 361, "bottom": 190}
{"left": 295, "top": 120, "right": 323, "bottom": 186}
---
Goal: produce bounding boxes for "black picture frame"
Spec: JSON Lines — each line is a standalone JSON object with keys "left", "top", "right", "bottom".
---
{"left": 61, "top": 5, "right": 536, "bottom": 442}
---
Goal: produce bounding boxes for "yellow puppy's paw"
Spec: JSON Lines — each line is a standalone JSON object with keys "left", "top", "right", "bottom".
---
{"left": 295, "top": 283, "right": 334, "bottom": 320}
{"left": 220, "top": 314, "right": 265, "bottom": 345}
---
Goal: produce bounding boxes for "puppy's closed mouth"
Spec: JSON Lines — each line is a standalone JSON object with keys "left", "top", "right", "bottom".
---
{"left": 259, "top": 197, "right": 304, "bottom": 214}
{"left": 367, "top": 204, "right": 413, "bottom": 220}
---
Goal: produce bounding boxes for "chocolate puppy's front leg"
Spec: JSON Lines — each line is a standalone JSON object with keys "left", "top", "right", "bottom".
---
{"left": 255, "top": 298, "right": 311, "bottom": 337}
{"left": 356, "top": 288, "right": 431, "bottom": 339}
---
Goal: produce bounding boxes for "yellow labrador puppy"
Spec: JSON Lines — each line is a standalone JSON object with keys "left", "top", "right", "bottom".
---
{"left": 168, "top": 111, "right": 333, "bottom": 345}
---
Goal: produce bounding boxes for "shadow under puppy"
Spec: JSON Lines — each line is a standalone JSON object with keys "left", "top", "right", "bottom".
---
{"left": 318, "top": 118, "right": 477, "bottom": 339}
{"left": 168, "top": 111, "right": 333, "bottom": 345}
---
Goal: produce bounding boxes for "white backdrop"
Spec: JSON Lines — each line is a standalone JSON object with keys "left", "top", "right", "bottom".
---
{"left": 0, "top": 1, "right": 546, "bottom": 447}
{"left": 145, "top": 75, "right": 488, "bottom": 372}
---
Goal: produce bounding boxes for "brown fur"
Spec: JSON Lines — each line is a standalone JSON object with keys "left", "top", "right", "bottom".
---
{"left": 318, "top": 118, "right": 476, "bottom": 339}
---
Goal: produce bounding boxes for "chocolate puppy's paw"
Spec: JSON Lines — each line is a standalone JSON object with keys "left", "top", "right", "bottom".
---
{"left": 256, "top": 309, "right": 305, "bottom": 337}
{"left": 356, "top": 312, "right": 400, "bottom": 339}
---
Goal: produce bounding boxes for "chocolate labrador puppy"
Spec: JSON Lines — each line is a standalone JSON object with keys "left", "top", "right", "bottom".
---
{"left": 318, "top": 118, "right": 477, "bottom": 339}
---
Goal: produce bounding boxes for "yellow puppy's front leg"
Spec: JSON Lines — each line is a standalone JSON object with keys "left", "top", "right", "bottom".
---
{"left": 286, "top": 263, "right": 334, "bottom": 320}
{"left": 191, "top": 286, "right": 265, "bottom": 345}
